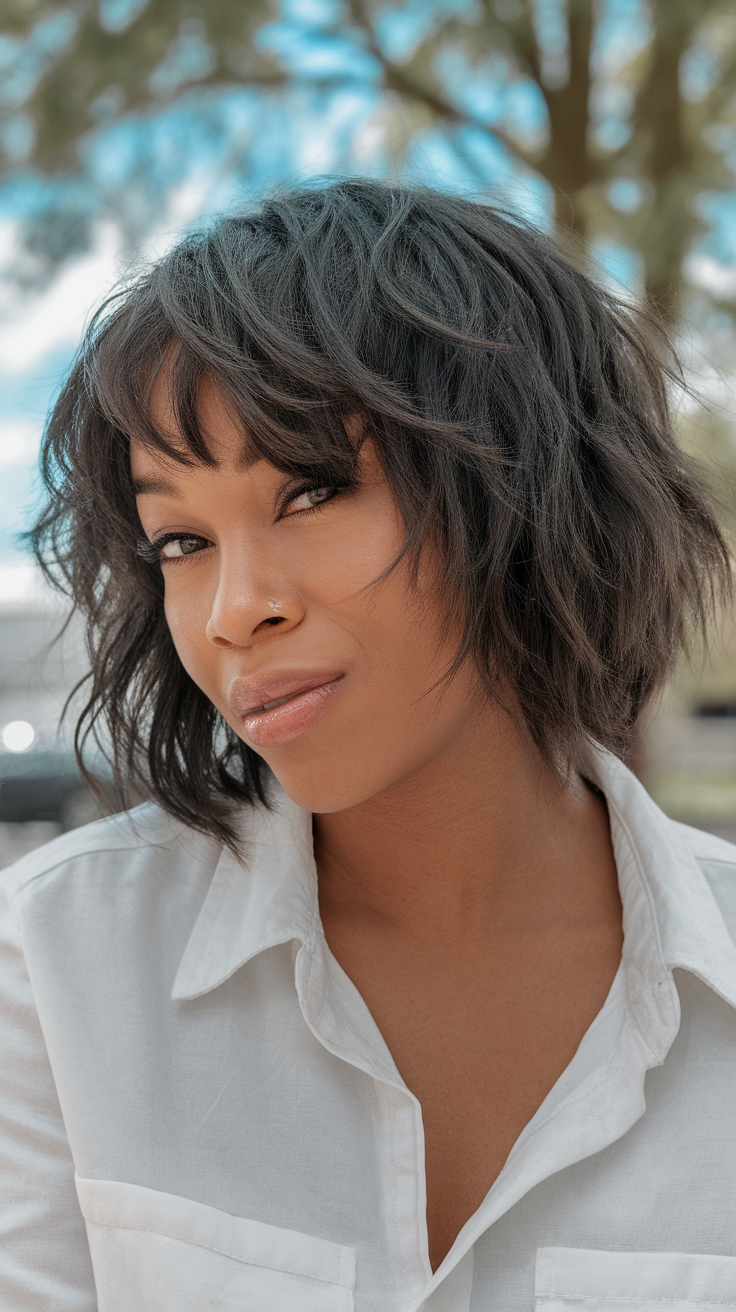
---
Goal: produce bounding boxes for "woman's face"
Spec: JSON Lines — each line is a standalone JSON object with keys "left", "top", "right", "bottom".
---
{"left": 131, "top": 375, "right": 486, "bottom": 813}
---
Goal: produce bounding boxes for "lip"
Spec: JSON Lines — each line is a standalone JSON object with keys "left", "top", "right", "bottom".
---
{"left": 229, "top": 670, "right": 345, "bottom": 749}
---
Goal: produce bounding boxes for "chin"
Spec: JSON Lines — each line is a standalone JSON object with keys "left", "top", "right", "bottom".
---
{"left": 266, "top": 768, "right": 375, "bottom": 815}
{"left": 263, "top": 750, "right": 395, "bottom": 815}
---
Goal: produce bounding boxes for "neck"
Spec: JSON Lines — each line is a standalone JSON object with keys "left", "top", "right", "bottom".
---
{"left": 314, "top": 701, "right": 616, "bottom": 941}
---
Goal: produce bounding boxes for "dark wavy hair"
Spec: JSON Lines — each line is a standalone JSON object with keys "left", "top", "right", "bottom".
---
{"left": 31, "top": 178, "right": 731, "bottom": 846}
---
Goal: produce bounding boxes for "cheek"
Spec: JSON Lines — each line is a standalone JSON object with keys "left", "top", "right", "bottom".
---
{"left": 344, "top": 560, "right": 469, "bottom": 764}
{"left": 341, "top": 567, "right": 449, "bottom": 718}
{"left": 306, "top": 507, "right": 404, "bottom": 603}
{"left": 163, "top": 587, "right": 216, "bottom": 685}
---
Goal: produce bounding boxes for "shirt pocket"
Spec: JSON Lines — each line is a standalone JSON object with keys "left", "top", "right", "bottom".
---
{"left": 536, "top": 1247, "right": 736, "bottom": 1312}
{"left": 75, "top": 1173, "right": 356, "bottom": 1312}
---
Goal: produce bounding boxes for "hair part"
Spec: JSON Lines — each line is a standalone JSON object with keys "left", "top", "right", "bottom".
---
{"left": 31, "top": 178, "right": 732, "bottom": 847}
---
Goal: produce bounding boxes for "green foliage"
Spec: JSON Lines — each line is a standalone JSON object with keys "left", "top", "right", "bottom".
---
{"left": 1, "top": 0, "right": 280, "bottom": 172}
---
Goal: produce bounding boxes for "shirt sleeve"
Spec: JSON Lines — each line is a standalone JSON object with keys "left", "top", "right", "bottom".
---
{"left": 0, "top": 880, "right": 97, "bottom": 1310}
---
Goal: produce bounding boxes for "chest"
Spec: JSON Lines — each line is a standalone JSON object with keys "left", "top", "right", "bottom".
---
{"left": 27, "top": 909, "right": 736, "bottom": 1308}
{"left": 322, "top": 924, "right": 623, "bottom": 1269}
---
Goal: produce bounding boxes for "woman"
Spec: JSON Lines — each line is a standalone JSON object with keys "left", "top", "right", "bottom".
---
{"left": 2, "top": 180, "right": 736, "bottom": 1312}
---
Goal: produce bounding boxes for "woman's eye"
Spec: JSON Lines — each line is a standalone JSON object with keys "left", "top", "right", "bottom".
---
{"left": 287, "top": 486, "right": 335, "bottom": 514}
{"left": 159, "top": 536, "right": 208, "bottom": 559}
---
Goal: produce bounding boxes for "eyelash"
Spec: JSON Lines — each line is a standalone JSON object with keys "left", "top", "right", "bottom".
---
{"left": 136, "top": 532, "right": 209, "bottom": 566}
{"left": 137, "top": 482, "right": 349, "bottom": 566}
{"left": 282, "top": 482, "right": 342, "bottom": 517}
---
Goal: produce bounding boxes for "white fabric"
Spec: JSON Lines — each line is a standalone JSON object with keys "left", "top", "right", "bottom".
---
{"left": 2, "top": 748, "right": 736, "bottom": 1311}
{"left": 534, "top": 1247, "right": 736, "bottom": 1311}
{"left": 76, "top": 1174, "right": 355, "bottom": 1312}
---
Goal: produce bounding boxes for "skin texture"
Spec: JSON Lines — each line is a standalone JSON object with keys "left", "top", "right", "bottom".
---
{"left": 132, "top": 374, "right": 623, "bottom": 1271}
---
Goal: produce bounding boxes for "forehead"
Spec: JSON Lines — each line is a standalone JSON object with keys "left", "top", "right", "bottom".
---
{"left": 146, "top": 364, "right": 255, "bottom": 470}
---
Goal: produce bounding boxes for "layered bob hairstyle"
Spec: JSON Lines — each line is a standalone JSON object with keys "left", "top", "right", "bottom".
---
{"left": 32, "top": 179, "right": 730, "bottom": 844}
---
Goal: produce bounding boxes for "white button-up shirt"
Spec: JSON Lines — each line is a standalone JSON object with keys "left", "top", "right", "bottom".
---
{"left": 3, "top": 748, "right": 736, "bottom": 1311}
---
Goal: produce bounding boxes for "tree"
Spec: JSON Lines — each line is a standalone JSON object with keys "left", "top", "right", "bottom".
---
{"left": 1, "top": 0, "right": 736, "bottom": 322}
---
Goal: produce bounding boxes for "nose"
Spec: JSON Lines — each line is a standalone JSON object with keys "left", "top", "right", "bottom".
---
{"left": 204, "top": 553, "right": 304, "bottom": 648}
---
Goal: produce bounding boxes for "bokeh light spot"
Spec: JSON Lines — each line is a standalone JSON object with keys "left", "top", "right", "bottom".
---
{"left": 2, "top": 720, "right": 35, "bottom": 752}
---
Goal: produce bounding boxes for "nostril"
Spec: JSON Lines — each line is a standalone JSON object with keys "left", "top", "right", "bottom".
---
{"left": 258, "top": 615, "right": 286, "bottom": 629}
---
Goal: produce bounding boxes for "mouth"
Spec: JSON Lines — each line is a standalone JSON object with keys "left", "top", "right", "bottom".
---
{"left": 252, "top": 693, "right": 302, "bottom": 714}
{"left": 229, "top": 671, "right": 345, "bottom": 749}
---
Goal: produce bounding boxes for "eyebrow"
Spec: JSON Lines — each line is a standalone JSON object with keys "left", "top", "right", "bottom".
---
{"left": 132, "top": 447, "right": 265, "bottom": 498}
{"left": 132, "top": 475, "right": 183, "bottom": 497}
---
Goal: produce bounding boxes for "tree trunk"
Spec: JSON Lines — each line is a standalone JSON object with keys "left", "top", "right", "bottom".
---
{"left": 544, "top": 0, "right": 593, "bottom": 243}
{"left": 636, "top": 0, "right": 697, "bottom": 323}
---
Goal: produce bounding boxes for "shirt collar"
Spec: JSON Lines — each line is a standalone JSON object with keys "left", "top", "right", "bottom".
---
{"left": 171, "top": 778, "right": 318, "bottom": 1001}
{"left": 585, "top": 744, "right": 736, "bottom": 1031}
{"left": 171, "top": 778, "right": 403, "bottom": 1083}
{"left": 172, "top": 750, "right": 736, "bottom": 1025}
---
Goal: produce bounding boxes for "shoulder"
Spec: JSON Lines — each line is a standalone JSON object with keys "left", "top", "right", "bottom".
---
{"left": 672, "top": 820, "right": 736, "bottom": 938}
{"left": 672, "top": 820, "right": 736, "bottom": 868}
{"left": 0, "top": 804, "right": 233, "bottom": 1005}
{"left": 0, "top": 803, "right": 222, "bottom": 912}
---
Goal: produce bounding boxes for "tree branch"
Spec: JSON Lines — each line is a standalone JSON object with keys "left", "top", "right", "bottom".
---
{"left": 346, "top": 0, "right": 542, "bottom": 171}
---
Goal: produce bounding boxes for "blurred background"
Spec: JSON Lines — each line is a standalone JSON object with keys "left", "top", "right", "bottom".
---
{"left": 1, "top": 0, "right": 736, "bottom": 863}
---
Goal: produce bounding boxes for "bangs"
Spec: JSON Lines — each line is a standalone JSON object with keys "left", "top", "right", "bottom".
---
{"left": 88, "top": 294, "right": 362, "bottom": 489}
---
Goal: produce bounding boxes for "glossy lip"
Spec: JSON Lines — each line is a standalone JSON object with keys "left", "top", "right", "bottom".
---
{"left": 229, "top": 670, "right": 345, "bottom": 749}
